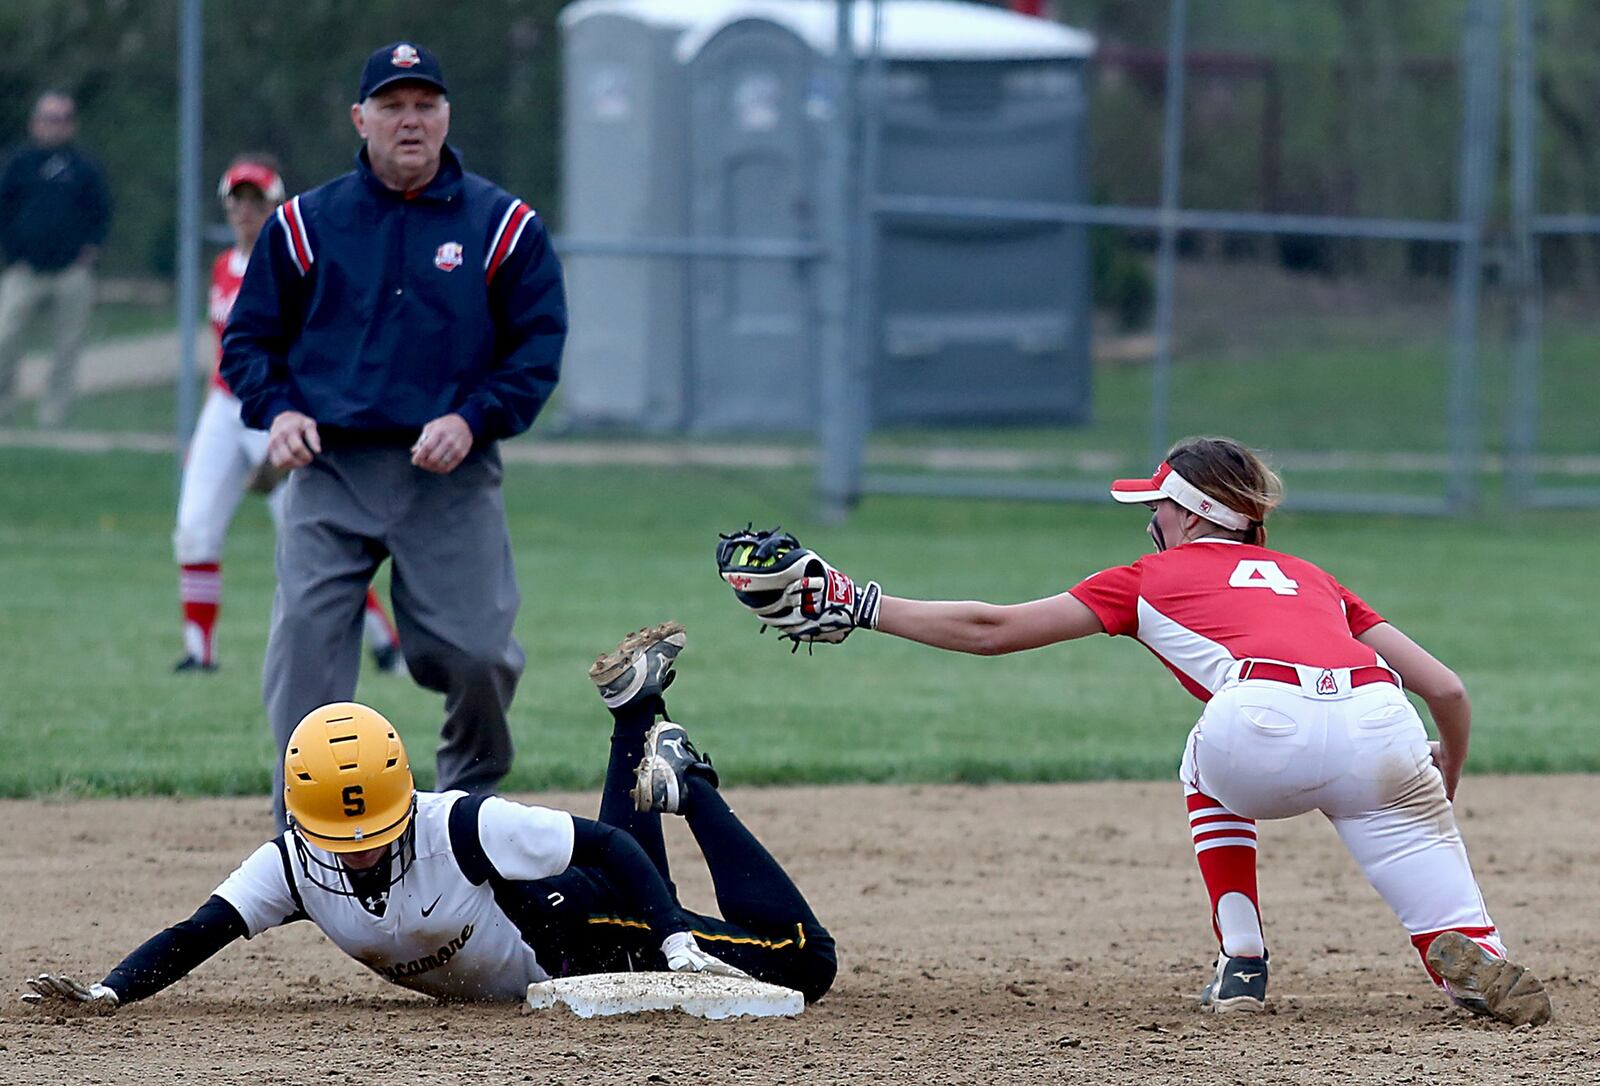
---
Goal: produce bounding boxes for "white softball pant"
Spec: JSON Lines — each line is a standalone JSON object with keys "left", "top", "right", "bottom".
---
{"left": 1181, "top": 662, "right": 1496, "bottom": 940}
{"left": 173, "top": 388, "right": 283, "bottom": 564}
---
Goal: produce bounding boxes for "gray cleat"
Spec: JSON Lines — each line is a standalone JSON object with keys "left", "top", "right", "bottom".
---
{"left": 1426, "top": 931, "right": 1552, "bottom": 1027}
{"left": 1199, "top": 952, "right": 1268, "bottom": 1014}
{"left": 631, "top": 719, "right": 717, "bottom": 814}
{"left": 589, "top": 622, "right": 686, "bottom": 709}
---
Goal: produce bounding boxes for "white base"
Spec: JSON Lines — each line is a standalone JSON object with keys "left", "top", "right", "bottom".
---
{"left": 526, "top": 972, "right": 805, "bottom": 1020}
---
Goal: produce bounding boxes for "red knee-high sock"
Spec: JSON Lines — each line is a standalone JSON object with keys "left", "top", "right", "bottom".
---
{"left": 363, "top": 588, "right": 399, "bottom": 650}
{"left": 1187, "top": 791, "right": 1264, "bottom": 958}
{"left": 179, "top": 561, "right": 222, "bottom": 664}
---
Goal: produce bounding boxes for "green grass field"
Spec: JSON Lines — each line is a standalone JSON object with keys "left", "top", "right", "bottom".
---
{"left": 2, "top": 445, "right": 1596, "bottom": 799}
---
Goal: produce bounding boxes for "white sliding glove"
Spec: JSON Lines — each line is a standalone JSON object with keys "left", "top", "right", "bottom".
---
{"left": 661, "top": 932, "right": 750, "bottom": 979}
{"left": 21, "top": 973, "right": 120, "bottom": 1014}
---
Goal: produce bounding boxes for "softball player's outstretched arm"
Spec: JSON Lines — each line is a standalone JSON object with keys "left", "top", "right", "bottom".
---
{"left": 713, "top": 527, "right": 1103, "bottom": 654}
{"left": 22, "top": 894, "right": 252, "bottom": 1012}
{"left": 876, "top": 592, "right": 1105, "bottom": 655}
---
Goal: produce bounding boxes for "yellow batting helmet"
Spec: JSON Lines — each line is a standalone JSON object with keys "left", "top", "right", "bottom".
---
{"left": 284, "top": 702, "right": 415, "bottom": 853}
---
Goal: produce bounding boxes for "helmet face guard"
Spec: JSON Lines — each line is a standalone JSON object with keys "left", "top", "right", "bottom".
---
{"left": 283, "top": 702, "right": 417, "bottom": 898}
{"left": 290, "top": 798, "right": 418, "bottom": 898}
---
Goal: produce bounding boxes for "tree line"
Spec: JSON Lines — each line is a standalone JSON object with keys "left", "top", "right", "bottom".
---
{"left": 4, "top": 0, "right": 1599, "bottom": 290}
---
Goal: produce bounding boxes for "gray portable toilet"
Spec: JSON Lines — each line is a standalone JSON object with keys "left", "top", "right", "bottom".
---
{"left": 870, "top": 38, "right": 1095, "bottom": 424}
{"left": 682, "top": 14, "right": 822, "bottom": 432}
{"left": 559, "top": 2, "right": 697, "bottom": 430}
{"left": 559, "top": 0, "right": 1095, "bottom": 432}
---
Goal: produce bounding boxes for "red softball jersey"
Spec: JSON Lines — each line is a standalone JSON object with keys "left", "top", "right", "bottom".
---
{"left": 1068, "top": 538, "right": 1386, "bottom": 702}
{"left": 207, "top": 247, "right": 248, "bottom": 392}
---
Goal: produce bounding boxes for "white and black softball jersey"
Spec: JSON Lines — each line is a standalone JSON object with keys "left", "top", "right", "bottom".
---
{"left": 215, "top": 790, "right": 573, "bottom": 1001}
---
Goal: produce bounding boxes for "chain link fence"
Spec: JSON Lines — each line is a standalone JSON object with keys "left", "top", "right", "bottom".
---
{"left": 843, "top": 0, "right": 1510, "bottom": 518}
{"left": 1509, "top": 0, "right": 1600, "bottom": 508}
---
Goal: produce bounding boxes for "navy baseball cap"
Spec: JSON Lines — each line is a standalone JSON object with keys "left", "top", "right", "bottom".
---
{"left": 358, "top": 42, "right": 448, "bottom": 101}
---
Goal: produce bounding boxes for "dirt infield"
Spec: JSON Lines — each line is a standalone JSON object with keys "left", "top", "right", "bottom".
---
{"left": 2, "top": 777, "right": 1594, "bottom": 1085}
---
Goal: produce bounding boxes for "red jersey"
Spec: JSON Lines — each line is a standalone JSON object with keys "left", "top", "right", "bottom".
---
{"left": 208, "top": 247, "right": 249, "bottom": 393}
{"left": 1068, "top": 538, "right": 1385, "bottom": 702}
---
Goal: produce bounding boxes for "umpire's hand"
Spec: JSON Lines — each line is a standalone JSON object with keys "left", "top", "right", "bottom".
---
{"left": 267, "top": 410, "right": 322, "bottom": 469}
{"left": 412, "top": 413, "right": 473, "bottom": 474}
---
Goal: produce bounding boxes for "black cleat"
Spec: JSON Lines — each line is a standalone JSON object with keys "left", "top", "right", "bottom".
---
{"left": 173, "top": 655, "right": 218, "bottom": 674}
{"left": 589, "top": 622, "right": 686, "bottom": 710}
{"left": 1199, "top": 952, "right": 1268, "bottom": 1014}
{"left": 631, "top": 720, "right": 718, "bottom": 814}
{"left": 371, "top": 643, "right": 406, "bottom": 675}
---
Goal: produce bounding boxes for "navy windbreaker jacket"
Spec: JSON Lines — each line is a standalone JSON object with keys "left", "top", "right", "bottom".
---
{"left": 220, "top": 144, "right": 565, "bottom": 442}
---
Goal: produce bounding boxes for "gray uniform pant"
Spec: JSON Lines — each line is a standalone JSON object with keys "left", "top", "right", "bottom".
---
{"left": 264, "top": 444, "right": 524, "bottom": 828}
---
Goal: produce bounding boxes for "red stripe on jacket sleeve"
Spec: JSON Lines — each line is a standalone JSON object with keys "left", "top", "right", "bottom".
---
{"left": 280, "top": 197, "right": 313, "bottom": 274}
{"left": 485, "top": 201, "right": 533, "bottom": 285}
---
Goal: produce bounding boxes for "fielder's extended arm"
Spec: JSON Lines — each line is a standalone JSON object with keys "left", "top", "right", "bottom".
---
{"left": 875, "top": 593, "right": 1104, "bottom": 655}
{"left": 716, "top": 526, "right": 1102, "bottom": 653}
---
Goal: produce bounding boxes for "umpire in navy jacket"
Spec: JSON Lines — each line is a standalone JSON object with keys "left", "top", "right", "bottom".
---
{"left": 222, "top": 42, "right": 567, "bottom": 828}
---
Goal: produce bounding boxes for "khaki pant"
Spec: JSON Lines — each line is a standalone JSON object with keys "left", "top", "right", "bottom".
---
{"left": 0, "top": 262, "right": 95, "bottom": 426}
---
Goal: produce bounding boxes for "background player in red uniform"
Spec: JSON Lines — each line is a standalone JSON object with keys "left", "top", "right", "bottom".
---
{"left": 172, "top": 156, "right": 401, "bottom": 674}
{"left": 717, "top": 435, "right": 1551, "bottom": 1026}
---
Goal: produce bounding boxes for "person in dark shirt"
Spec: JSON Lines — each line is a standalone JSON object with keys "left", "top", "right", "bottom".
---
{"left": 220, "top": 43, "right": 567, "bottom": 828}
{"left": 0, "top": 91, "right": 112, "bottom": 427}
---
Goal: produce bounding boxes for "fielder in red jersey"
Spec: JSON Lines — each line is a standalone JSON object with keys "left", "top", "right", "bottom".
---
{"left": 173, "top": 156, "right": 402, "bottom": 675}
{"left": 721, "top": 436, "right": 1551, "bottom": 1027}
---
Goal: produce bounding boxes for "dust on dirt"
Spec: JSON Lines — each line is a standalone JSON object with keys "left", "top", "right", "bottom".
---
{"left": 2, "top": 777, "right": 1594, "bottom": 1085}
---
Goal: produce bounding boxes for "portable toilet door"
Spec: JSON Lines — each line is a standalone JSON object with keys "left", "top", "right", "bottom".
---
{"left": 686, "top": 18, "right": 820, "bottom": 433}
{"left": 559, "top": 4, "right": 696, "bottom": 430}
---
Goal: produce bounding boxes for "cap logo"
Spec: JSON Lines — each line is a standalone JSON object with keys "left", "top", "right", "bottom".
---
{"left": 433, "top": 241, "right": 463, "bottom": 272}
{"left": 391, "top": 44, "right": 421, "bottom": 69}
{"left": 1199, "top": 498, "right": 1213, "bottom": 513}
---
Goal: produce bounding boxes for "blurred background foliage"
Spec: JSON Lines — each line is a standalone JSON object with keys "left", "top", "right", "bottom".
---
{"left": 0, "top": 0, "right": 565, "bottom": 278}
{"left": 4, "top": 0, "right": 1600, "bottom": 300}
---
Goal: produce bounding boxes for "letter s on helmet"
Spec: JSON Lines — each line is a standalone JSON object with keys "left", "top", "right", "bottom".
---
{"left": 284, "top": 702, "right": 415, "bottom": 852}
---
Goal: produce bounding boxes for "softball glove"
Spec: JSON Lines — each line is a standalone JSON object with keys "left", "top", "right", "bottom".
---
{"left": 716, "top": 525, "right": 880, "bottom": 647}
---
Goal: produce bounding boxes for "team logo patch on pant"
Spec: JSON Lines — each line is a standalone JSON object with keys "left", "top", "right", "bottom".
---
{"left": 434, "top": 242, "right": 464, "bottom": 272}
{"left": 1316, "top": 669, "right": 1338, "bottom": 695}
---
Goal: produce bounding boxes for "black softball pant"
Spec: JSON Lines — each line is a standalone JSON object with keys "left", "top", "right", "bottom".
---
{"left": 494, "top": 697, "right": 837, "bottom": 1003}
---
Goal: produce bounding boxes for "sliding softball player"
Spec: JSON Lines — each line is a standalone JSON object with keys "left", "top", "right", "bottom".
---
{"left": 716, "top": 435, "right": 1550, "bottom": 1026}
{"left": 173, "top": 156, "right": 400, "bottom": 674}
{"left": 22, "top": 624, "right": 835, "bottom": 1010}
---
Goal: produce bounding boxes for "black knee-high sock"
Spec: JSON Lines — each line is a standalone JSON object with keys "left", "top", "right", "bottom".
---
{"left": 682, "top": 775, "right": 821, "bottom": 934}
{"left": 597, "top": 696, "right": 671, "bottom": 886}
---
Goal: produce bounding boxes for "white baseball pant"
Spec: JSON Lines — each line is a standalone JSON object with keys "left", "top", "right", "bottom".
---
{"left": 1181, "top": 661, "right": 1499, "bottom": 944}
{"left": 173, "top": 388, "right": 283, "bottom": 564}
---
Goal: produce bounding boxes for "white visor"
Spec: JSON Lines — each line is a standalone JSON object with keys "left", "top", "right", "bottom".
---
{"left": 1108, "top": 460, "right": 1252, "bottom": 530}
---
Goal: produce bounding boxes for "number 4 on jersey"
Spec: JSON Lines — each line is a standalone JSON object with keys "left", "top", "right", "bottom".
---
{"left": 1228, "top": 559, "right": 1299, "bottom": 596}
